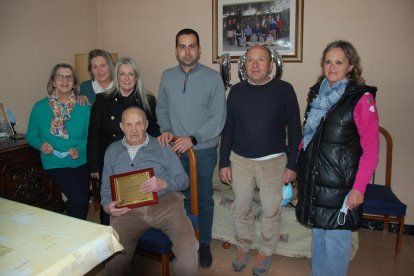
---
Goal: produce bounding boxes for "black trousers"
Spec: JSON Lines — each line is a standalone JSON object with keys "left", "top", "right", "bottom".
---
{"left": 46, "top": 164, "right": 90, "bottom": 220}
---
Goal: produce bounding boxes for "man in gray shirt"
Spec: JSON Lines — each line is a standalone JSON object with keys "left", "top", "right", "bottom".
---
{"left": 156, "top": 28, "right": 226, "bottom": 267}
{"left": 101, "top": 107, "right": 198, "bottom": 275}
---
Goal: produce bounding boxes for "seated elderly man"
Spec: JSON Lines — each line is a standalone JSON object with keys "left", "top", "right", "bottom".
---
{"left": 101, "top": 107, "right": 198, "bottom": 275}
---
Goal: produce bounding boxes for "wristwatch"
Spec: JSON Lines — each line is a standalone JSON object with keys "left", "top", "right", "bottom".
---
{"left": 190, "top": 136, "right": 198, "bottom": 146}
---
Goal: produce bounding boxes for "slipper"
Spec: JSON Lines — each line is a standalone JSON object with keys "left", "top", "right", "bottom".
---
{"left": 252, "top": 256, "right": 271, "bottom": 276}
{"left": 232, "top": 250, "right": 249, "bottom": 272}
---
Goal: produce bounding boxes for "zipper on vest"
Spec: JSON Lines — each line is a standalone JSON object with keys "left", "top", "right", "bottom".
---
{"left": 342, "top": 152, "right": 350, "bottom": 186}
{"left": 307, "top": 166, "right": 319, "bottom": 226}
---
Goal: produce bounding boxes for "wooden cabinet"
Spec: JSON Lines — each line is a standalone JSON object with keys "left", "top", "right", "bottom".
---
{"left": 0, "top": 138, "right": 64, "bottom": 212}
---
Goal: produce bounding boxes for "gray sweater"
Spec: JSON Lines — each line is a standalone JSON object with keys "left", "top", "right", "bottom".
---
{"left": 156, "top": 63, "right": 226, "bottom": 150}
{"left": 100, "top": 135, "right": 189, "bottom": 207}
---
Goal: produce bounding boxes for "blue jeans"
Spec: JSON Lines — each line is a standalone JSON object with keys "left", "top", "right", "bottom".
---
{"left": 180, "top": 147, "right": 217, "bottom": 244}
{"left": 312, "top": 228, "right": 352, "bottom": 276}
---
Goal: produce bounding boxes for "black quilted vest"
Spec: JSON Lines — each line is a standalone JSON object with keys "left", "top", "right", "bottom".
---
{"left": 296, "top": 82, "right": 377, "bottom": 230}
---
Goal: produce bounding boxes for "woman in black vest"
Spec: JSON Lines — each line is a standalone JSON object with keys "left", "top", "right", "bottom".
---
{"left": 296, "top": 40, "right": 380, "bottom": 276}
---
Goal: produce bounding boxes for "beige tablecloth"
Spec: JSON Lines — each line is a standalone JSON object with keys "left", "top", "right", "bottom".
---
{"left": 0, "top": 197, "right": 123, "bottom": 275}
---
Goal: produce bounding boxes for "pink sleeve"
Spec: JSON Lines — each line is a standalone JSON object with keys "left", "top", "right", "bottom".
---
{"left": 353, "top": 92, "right": 380, "bottom": 193}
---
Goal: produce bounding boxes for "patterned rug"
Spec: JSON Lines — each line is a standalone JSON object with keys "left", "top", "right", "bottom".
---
{"left": 211, "top": 179, "right": 359, "bottom": 259}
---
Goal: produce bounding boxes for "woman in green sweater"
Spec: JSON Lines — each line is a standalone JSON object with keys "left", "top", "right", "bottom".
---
{"left": 26, "top": 63, "right": 91, "bottom": 220}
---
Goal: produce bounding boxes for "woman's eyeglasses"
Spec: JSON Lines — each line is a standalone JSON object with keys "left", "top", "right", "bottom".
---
{"left": 55, "top": 74, "right": 74, "bottom": 82}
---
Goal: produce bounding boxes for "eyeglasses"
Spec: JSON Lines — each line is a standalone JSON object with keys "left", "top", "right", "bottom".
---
{"left": 55, "top": 74, "right": 74, "bottom": 82}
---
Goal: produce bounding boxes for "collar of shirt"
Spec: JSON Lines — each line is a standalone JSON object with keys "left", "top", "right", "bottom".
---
{"left": 121, "top": 134, "right": 149, "bottom": 160}
{"left": 92, "top": 80, "right": 114, "bottom": 94}
{"left": 178, "top": 62, "right": 201, "bottom": 75}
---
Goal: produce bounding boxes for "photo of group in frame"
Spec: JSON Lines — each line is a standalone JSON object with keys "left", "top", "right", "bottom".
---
{"left": 213, "top": 0, "right": 303, "bottom": 62}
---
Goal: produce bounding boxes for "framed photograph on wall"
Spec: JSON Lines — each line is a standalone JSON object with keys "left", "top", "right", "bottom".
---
{"left": 213, "top": 0, "right": 304, "bottom": 63}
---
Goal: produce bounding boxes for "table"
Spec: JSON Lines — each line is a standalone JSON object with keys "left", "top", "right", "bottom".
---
{"left": 0, "top": 197, "right": 124, "bottom": 275}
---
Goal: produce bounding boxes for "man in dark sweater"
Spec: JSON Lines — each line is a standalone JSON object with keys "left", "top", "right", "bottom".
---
{"left": 219, "top": 45, "right": 301, "bottom": 275}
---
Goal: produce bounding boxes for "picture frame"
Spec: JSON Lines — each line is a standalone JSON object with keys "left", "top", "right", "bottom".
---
{"left": 213, "top": 0, "right": 304, "bottom": 63}
{"left": 0, "top": 103, "right": 13, "bottom": 138}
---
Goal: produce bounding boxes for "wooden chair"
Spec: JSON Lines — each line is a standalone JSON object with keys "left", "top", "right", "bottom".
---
{"left": 133, "top": 137, "right": 199, "bottom": 276}
{"left": 363, "top": 126, "right": 407, "bottom": 256}
{"left": 90, "top": 178, "right": 100, "bottom": 211}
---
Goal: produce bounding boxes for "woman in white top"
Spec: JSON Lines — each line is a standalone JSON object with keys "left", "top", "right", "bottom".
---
{"left": 79, "top": 49, "right": 115, "bottom": 104}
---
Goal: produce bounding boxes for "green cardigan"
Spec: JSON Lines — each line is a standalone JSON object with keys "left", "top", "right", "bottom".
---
{"left": 26, "top": 97, "right": 90, "bottom": 170}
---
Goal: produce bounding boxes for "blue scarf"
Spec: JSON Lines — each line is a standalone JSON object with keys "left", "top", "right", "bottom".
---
{"left": 303, "top": 78, "right": 348, "bottom": 149}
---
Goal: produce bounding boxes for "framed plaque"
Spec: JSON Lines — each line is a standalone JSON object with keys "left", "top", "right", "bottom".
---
{"left": 110, "top": 168, "right": 158, "bottom": 209}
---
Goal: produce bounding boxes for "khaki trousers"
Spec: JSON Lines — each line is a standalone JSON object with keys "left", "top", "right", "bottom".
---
{"left": 230, "top": 152, "right": 286, "bottom": 256}
{"left": 106, "top": 192, "right": 198, "bottom": 276}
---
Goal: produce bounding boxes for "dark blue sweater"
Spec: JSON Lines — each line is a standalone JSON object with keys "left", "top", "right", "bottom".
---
{"left": 219, "top": 78, "right": 301, "bottom": 171}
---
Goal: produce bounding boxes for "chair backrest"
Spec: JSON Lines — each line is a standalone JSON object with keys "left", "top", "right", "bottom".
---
{"left": 171, "top": 136, "right": 199, "bottom": 237}
{"left": 186, "top": 144, "right": 199, "bottom": 216}
{"left": 372, "top": 126, "right": 393, "bottom": 187}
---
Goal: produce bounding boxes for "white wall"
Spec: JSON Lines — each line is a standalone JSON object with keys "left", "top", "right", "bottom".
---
{"left": 99, "top": 0, "right": 414, "bottom": 224}
{"left": 1, "top": 0, "right": 413, "bottom": 224}
{"left": 0, "top": 0, "right": 99, "bottom": 132}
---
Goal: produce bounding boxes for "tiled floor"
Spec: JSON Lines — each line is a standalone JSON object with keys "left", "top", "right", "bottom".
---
{"left": 86, "top": 204, "right": 414, "bottom": 276}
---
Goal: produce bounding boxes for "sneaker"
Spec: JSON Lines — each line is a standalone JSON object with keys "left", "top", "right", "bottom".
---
{"left": 199, "top": 243, "right": 213, "bottom": 268}
{"left": 232, "top": 248, "right": 249, "bottom": 272}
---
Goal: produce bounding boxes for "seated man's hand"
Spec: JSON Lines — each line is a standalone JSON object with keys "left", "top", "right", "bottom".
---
{"left": 77, "top": 95, "right": 90, "bottom": 106}
{"left": 103, "top": 201, "right": 130, "bottom": 217}
{"left": 219, "top": 167, "right": 232, "bottom": 185}
{"left": 157, "top": 132, "right": 173, "bottom": 146}
{"left": 140, "top": 176, "right": 167, "bottom": 193}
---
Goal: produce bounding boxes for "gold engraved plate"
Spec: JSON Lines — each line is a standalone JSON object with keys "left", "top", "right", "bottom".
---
{"left": 110, "top": 168, "right": 158, "bottom": 209}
